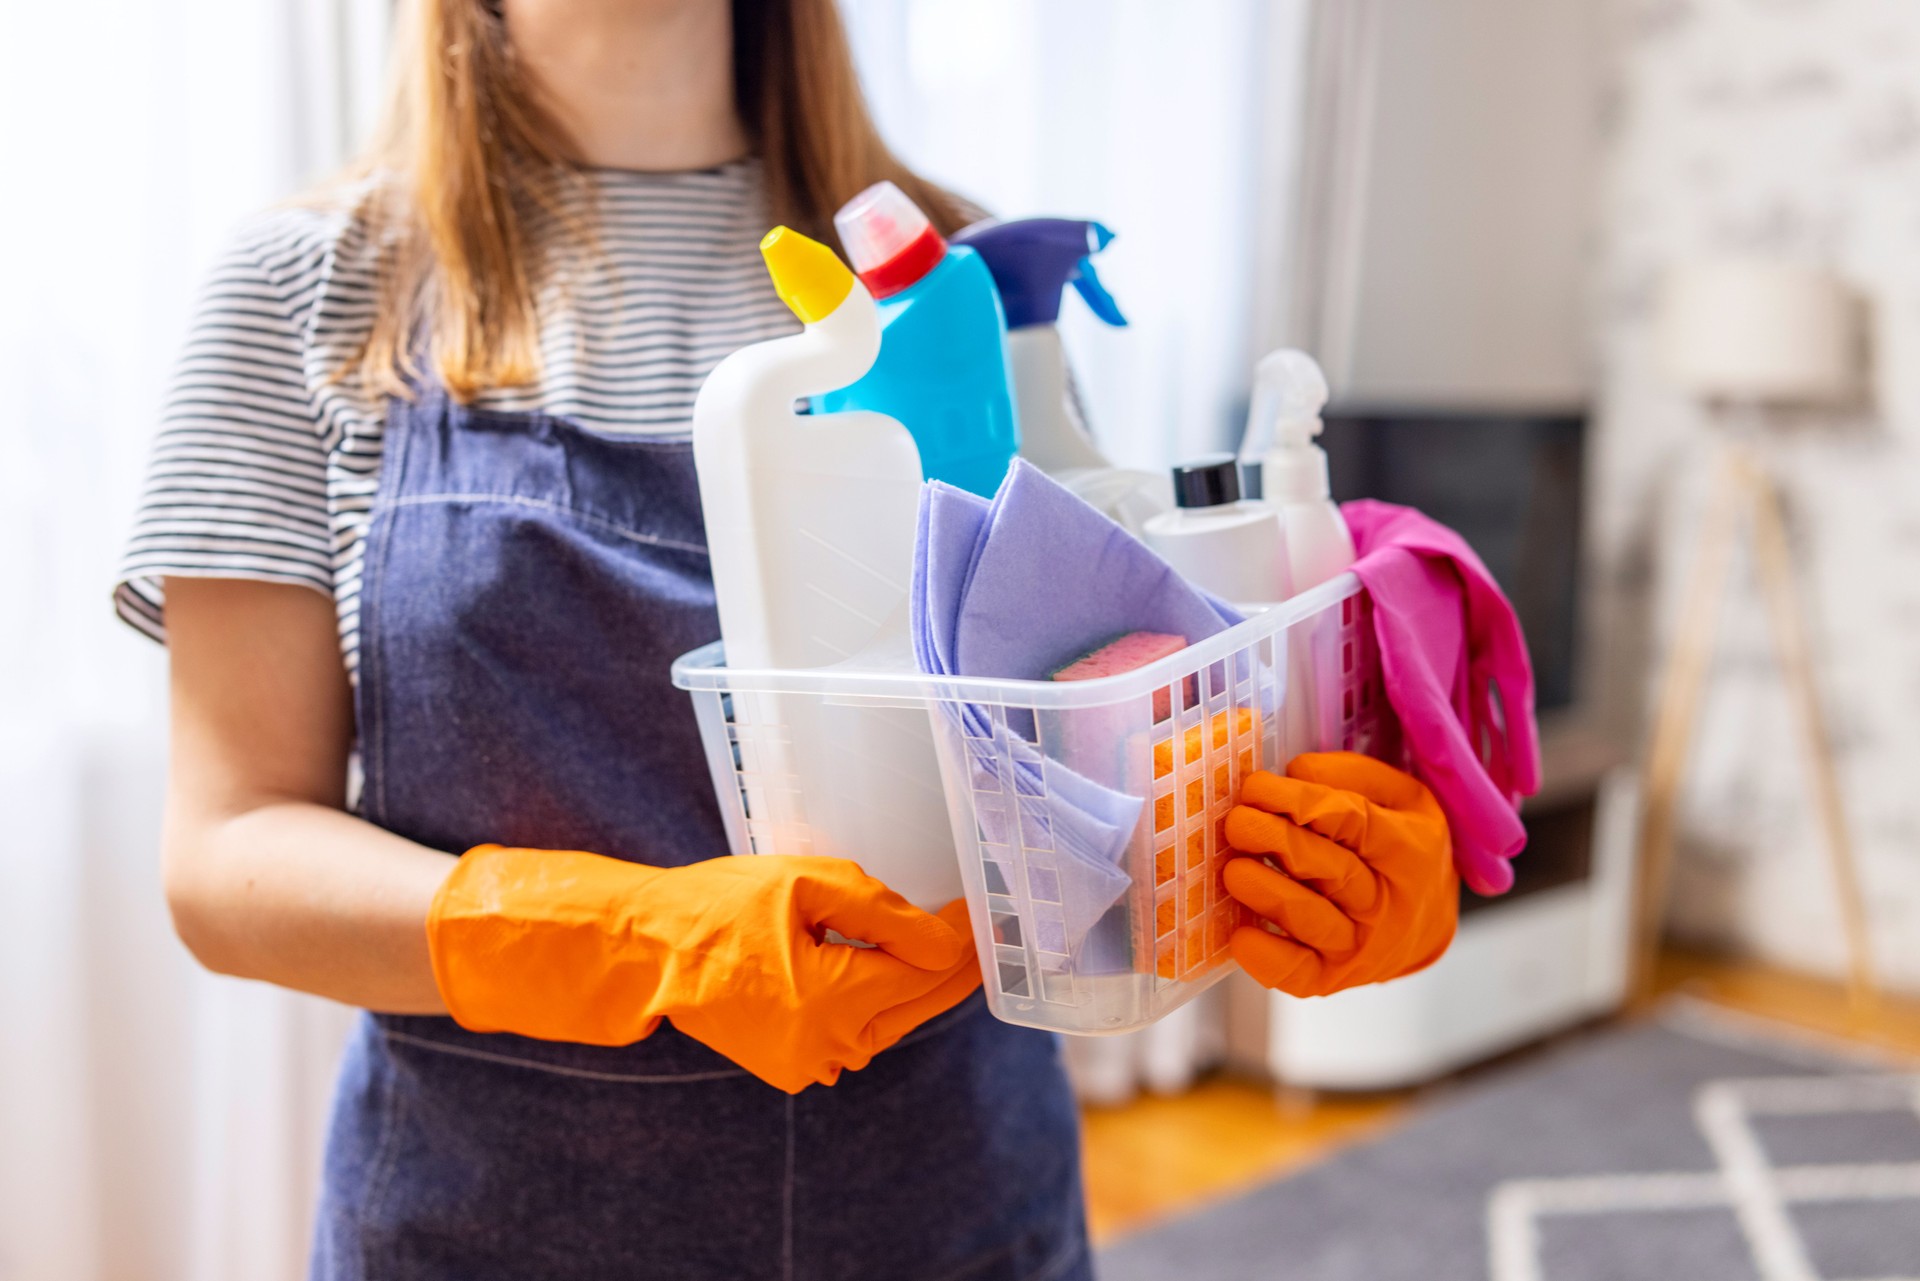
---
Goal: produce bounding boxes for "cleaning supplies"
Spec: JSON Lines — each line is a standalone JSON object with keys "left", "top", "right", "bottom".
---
{"left": 953, "top": 217, "right": 1173, "bottom": 534}
{"left": 1237, "top": 350, "right": 1357, "bottom": 760}
{"left": 1238, "top": 349, "right": 1357, "bottom": 591}
{"left": 693, "top": 227, "right": 960, "bottom": 910}
{"left": 693, "top": 226, "right": 923, "bottom": 670}
{"left": 1140, "top": 457, "right": 1291, "bottom": 606}
{"left": 814, "top": 182, "right": 1020, "bottom": 499}
{"left": 911, "top": 461, "right": 1247, "bottom": 959}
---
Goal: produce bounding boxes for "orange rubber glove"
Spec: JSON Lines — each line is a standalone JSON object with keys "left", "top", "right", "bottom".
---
{"left": 428, "top": 846, "right": 982, "bottom": 1093}
{"left": 1222, "top": 752, "right": 1457, "bottom": 998}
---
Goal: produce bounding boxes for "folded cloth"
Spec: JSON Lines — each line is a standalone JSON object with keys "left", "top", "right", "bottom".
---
{"left": 938, "top": 461, "right": 1239, "bottom": 681}
{"left": 912, "top": 462, "right": 1243, "bottom": 951}
{"left": 1340, "top": 500, "right": 1541, "bottom": 895}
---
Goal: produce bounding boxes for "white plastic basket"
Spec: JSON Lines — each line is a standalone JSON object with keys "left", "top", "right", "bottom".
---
{"left": 670, "top": 572, "right": 1396, "bottom": 1036}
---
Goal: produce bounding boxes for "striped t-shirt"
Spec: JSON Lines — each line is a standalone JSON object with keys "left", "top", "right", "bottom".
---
{"left": 115, "top": 158, "right": 805, "bottom": 679}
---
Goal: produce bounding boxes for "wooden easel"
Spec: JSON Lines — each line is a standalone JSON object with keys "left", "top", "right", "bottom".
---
{"left": 1630, "top": 444, "right": 1877, "bottom": 1015}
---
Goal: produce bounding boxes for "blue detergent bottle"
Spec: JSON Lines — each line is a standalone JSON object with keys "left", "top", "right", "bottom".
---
{"left": 812, "top": 181, "right": 1019, "bottom": 498}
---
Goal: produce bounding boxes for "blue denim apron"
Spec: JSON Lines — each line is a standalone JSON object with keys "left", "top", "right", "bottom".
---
{"left": 310, "top": 390, "right": 1092, "bottom": 1280}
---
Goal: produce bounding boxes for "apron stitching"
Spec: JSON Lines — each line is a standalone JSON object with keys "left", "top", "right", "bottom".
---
{"left": 452, "top": 406, "right": 696, "bottom": 450}
{"left": 365, "top": 521, "right": 392, "bottom": 826}
{"left": 386, "top": 492, "right": 710, "bottom": 557}
{"left": 782, "top": 1095, "right": 796, "bottom": 1281}
{"left": 380, "top": 1029, "right": 751, "bottom": 1083}
{"left": 359, "top": 400, "right": 414, "bottom": 828}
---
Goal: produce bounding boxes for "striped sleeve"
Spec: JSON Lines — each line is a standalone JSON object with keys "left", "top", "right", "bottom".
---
{"left": 114, "top": 217, "right": 334, "bottom": 643}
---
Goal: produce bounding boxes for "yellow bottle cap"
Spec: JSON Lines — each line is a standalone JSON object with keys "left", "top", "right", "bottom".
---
{"left": 760, "top": 226, "right": 855, "bottom": 325}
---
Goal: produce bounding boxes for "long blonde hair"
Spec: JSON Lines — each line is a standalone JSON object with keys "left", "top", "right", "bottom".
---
{"left": 349, "top": 0, "right": 963, "bottom": 401}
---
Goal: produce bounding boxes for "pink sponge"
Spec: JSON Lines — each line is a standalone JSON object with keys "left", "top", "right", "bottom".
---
{"left": 1051, "top": 631, "right": 1189, "bottom": 721}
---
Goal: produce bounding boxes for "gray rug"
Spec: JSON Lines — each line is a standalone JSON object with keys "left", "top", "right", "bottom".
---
{"left": 1096, "top": 1003, "right": 1920, "bottom": 1281}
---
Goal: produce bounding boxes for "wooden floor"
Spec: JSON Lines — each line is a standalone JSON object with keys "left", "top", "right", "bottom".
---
{"left": 1079, "top": 949, "right": 1920, "bottom": 1244}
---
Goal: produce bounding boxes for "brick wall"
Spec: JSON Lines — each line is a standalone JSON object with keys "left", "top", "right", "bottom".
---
{"left": 1595, "top": 0, "right": 1920, "bottom": 987}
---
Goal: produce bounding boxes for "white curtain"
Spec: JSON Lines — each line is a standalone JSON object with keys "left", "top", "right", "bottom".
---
{"left": 1, "top": 5, "right": 1325, "bottom": 1271}
{"left": 841, "top": 0, "right": 1315, "bottom": 469}
{"left": 0, "top": 3, "right": 387, "bottom": 1278}
{"left": 1276, "top": 0, "right": 1386, "bottom": 388}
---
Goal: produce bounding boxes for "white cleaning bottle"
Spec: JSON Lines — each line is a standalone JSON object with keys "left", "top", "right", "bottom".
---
{"left": 1140, "top": 456, "right": 1290, "bottom": 605}
{"left": 1238, "top": 349, "right": 1356, "bottom": 591}
{"left": 693, "top": 226, "right": 923, "bottom": 670}
{"left": 950, "top": 218, "right": 1125, "bottom": 475}
{"left": 1238, "top": 349, "right": 1356, "bottom": 762}
{"left": 693, "top": 227, "right": 961, "bottom": 909}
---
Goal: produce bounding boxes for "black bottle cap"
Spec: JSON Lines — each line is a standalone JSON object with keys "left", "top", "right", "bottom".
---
{"left": 1171, "top": 454, "right": 1243, "bottom": 509}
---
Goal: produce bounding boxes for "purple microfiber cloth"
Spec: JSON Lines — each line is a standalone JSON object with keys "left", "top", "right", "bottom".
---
{"left": 911, "top": 461, "right": 1242, "bottom": 956}
{"left": 933, "top": 460, "right": 1240, "bottom": 681}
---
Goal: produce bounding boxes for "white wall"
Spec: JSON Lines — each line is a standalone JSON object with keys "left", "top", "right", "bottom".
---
{"left": 1341, "top": 0, "right": 1604, "bottom": 406}
{"left": 1594, "top": 0, "right": 1920, "bottom": 989}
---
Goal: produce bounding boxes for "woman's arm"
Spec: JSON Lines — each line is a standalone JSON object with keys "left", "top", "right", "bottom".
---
{"left": 161, "top": 576, "right": 453, "bottom": 1013}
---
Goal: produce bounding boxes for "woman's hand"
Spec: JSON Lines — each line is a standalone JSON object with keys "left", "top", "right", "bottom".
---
{"left": 162, "top": 577, "right": 981, "bottom": 1088}
{"left": 1222, "top": 753, "right": 1457, "bottom": 998}
{"left": 429, "top": 847, "right": 982, "bottom": 1093}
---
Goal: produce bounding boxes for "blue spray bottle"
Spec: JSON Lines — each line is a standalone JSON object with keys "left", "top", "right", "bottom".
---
{"left": 812, "top": 182, "right": 1019, "bottom": 498}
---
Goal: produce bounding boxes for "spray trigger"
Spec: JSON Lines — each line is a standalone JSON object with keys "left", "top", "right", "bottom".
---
{"left": 1071, "top": 258, "right": 1128, "bottom": 327}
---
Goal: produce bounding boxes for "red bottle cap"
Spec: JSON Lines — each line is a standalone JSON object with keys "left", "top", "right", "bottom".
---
{"left": 834, "top": 181, "right": 948, "bottom": 300}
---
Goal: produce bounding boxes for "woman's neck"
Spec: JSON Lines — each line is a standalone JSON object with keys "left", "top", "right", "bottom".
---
{"left": 503, "top": 0, "right": 749, "bottom": 171}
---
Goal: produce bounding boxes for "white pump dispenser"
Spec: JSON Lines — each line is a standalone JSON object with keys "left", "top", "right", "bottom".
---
{"left": 1239, "top": 349, "right": 1356, "bottom": 592}
{"left": 1235, "top": 349, "right": 1356, "bottom": 762}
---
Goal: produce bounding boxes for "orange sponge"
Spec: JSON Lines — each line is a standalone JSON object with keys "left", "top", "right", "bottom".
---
{"left": 1051, "top": 631, "right": 1188, "bottom": 720}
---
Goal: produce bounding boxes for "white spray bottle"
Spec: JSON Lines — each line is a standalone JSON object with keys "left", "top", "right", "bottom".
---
{"left": 692, "top": 227, "right": 960, "bottom": 908}
{"left": 952, "top": 217, "right": 1174, "bottom": 534}
{"left": 1237, "top": 349, "right": 1357, "bottom": 761}
{"left": 1238, "top": 349, "right": 1356, "bottom": 591}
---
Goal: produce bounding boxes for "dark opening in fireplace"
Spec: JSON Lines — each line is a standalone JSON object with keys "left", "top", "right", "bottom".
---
{"left": 1322, "top": 406, "right": 1585, "bottom": 713}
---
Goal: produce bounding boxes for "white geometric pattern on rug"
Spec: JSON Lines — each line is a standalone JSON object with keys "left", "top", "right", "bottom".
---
{"left": 1488, "top": 1075, "right": 1920, "bottom": 1281}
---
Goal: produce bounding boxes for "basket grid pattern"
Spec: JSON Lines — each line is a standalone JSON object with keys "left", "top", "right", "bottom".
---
{"left": 680, "top": 576, "right": 1393, "bottom": 1036}
{"left": 968, "top": 595, "right": 1387, "bottom": 1019}
{"left": 718, "top": 689, "right": 814, "bottom": 857}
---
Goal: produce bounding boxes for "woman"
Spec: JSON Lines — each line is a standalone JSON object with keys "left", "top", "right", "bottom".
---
{"left": 120, "top": 1, "right": 1460, "bottom": 1276}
